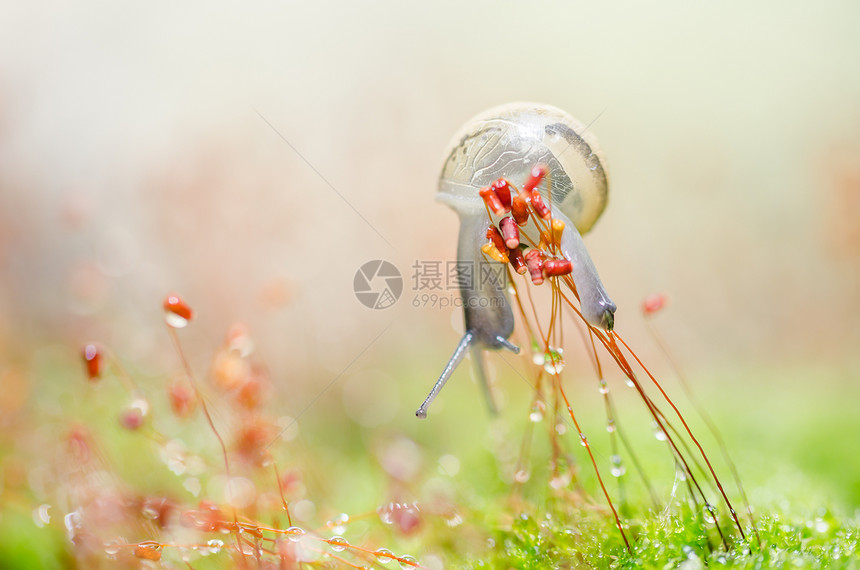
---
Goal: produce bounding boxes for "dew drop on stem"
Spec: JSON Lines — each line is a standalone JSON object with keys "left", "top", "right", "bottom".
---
{"left": 328, "top": 536, "right": 348, "bottom": 552}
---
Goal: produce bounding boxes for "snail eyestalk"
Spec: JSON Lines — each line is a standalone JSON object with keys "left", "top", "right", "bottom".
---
{"left": 416, "top": 326, "right": 522, "bottom": 420}
{"left": 495, "top": 336, "right": 521, "bottom": 354}
{"left": 552, "top": 205, "right": 616, "bottom": 330}
{"left": 416, "top": 331, "right": 474, "bottom": 419}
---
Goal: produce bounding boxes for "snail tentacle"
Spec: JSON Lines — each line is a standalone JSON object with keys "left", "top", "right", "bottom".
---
{"left": 416, "top": 330, "right": 474, "bottom": 419}
{"left": 552, "top": 206, "right": 617, "bottom": 330}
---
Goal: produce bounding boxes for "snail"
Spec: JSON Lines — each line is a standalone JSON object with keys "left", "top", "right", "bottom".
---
{"left": 416, "top": 102, "right": 616, "bottom": 418}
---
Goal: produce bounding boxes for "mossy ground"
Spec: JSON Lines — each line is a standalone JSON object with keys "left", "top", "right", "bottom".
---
{"left": 1, "top": 347, "right": 858, "bottom": 568}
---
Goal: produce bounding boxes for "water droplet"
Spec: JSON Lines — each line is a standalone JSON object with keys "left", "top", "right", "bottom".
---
{"left": 444, "top": 512, "right": 463, "bottom": 527}
{"left": 287, "top": 526, "right": 306, "bottom": 542}
{"left": 134, "top": 542, "right": 162, "bottom": 561}
{"left": 326, "top": 512, "right": 349, "bottom": 534}
{"left": 32, "top": 504, "right": 51, "bottom": 528}
{"left": 606, "top": 419, "right": 616, "bottom": 433}
{"left": 654, "top": 429, "right": 667, "bottom": 441}
{"left": 399, "top": 554, "right": 418, "bottom": 568}
{"left": 104, "top": 540, "right": 121, "bottom": 556}
{"left": 130, "top": 397, "right": 149, "bottom": 416}
{"left": 64, "top": 510, "right": 82, "bottom": 540}
{"left": 703, "top": 505, "right": 716, "bottom": 524}
{"left": 167, "top": 313, "right": 188, "bottom": 328}
{"left": 543, "top": 347, "right": 565, "bottom": 374}
{"left": 579, "top": 433, "right": 588, "bottom": 446}
{"left": 207, "top": 539, "right": 223, "bottom": 554}
{"left": 609, "top": 455, "right": 626, "bottom": 477}
{"left": 532, "top": 351, "right": 545, "bottom": 366}
{"left": 555, "top": 423, "right": 566, "bottom": 435}
{"left": 375, "top": 548, "right": 394, "bottom": 564}
{"left": 184, "top": 477, "right": 201, "bottom": 496}
{"left": 377, "top": 503, "right": 394, "bottom": 524}
{"left": 529, "top": 400, "right": 545, "bottom": 422}
{"left": 514, "top": 469, "right": 530, "bottom": 483}
{"left": 328, "top": 536, "right": 349, "bottom": 552}
{"left": 625, "top": 378, "right": 635, "bottom": 388}
{"left": 549, "top": 472, "right": 571, "bottom": 489}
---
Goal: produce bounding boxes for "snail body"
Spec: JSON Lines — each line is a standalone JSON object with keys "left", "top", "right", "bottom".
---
{"left": 417, "top": 103, "right": 616, "bottom": 418}
{"left": 414, "top": 105, "right": 754, "bottom": 554}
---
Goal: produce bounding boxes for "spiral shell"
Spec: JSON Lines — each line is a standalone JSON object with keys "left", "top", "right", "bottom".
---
{"left": 438, "top": 102, "right": 609, "bottom": 234}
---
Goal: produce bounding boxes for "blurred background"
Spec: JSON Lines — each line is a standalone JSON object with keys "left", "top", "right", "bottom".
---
{"left": 1, "top": 0, "right": 859, "bottom": 553}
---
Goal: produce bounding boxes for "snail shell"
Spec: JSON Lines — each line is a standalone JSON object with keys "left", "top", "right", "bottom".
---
{"left": 438, "top": 102, "right": 609, "bottom": 235}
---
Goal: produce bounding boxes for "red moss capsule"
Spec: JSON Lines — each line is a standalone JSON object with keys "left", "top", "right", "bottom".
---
{"left": 163, "top": 293, "right": 193, "bottom": 328}
{"left": 180, "top": 501, "right": 229, "bottom": 532}
{"left": 511, "top": 193, "right": 530, "bottom": 226}
{"left": 522, "top": 164, "right": 548, "bottom": 194}
{"left": 140, "top": 497, "right": 174, "bottom": 529}
{"left": 66, "top": 425, "right": 92, "bottom": 464}
{"left": 391, "top": 503, "right": 422, "bottom": 535}
{"left": 82, "top": 343, "right": 103, "bottom": 381}
{"left": 481, "top": 242, "right": 508, "bottom": 263}
{"left": 509, "top": 246, "right": 526, "bottom": 274}
{"left": 530, "top": 191, "right": 552, "bottom": 220}
{"left": 498, "top": 217, "right": 520, "bottom": 249}
{"left": 236, "top": 419, "right": 276, "bottom": 466}
{"left": 168, "top": 379, "right": 197, "bottom": 418}
{"left": 642, "top": 293, "right": 668, "bottom": 315}
{"left": 479, "top": 186, "right": 505, "bottom": 216}
{"left": 524, "top": 249, "right": 545, "bottom": 285}
{"left": 492, "top": 178, "right": 512, "bottom": 210}
{"left": 543, "top": 259, "right": 572, "bottom": 278}
{"left": 486, "top": 225, "right": 506, "bottom": 253}
{"left": 120, "top": 406, "right": 144, "bottom": 430}
{"left": 236, "top": 372, "right": 264, "bottom": 411}
{"left": 213, "top": 348, "right": 250, "bottom": 390}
